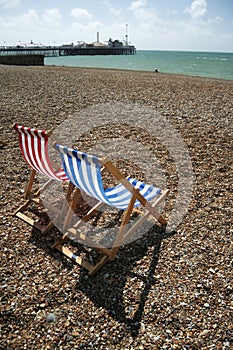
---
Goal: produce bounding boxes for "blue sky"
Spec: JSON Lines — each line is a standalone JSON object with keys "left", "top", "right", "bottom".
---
{"left": 0, "top": 0, "right": 232, "bottom": 51}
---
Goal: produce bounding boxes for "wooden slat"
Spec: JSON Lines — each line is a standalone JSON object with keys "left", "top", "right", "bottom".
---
{"left": 88, "top": 256, "right": 109, "bottom": 276}
{"left": 15, "top": 212, "right": 46, "bottom": 232}
{"left": 65, "top": 229, "right": 111, "bottom": 256}
{"left": 55, "top": 244, "right": 94, "bottom": 272}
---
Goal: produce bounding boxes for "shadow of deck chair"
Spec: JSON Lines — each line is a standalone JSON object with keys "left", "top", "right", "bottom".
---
{"left": 53, "top": 143, "right": 169, "bottom": 276}
{"left": 12, "top": 124, "right": 74, "bottom": 233}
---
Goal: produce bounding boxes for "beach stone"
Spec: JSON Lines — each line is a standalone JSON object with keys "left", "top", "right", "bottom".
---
{"left": 46, "top": 313, "right": 56, "bottom": 323}
{"left": 0, "top": 65, "right": 232, "bottom": 350}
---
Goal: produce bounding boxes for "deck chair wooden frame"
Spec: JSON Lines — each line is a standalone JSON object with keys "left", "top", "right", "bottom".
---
{"left": 53, "top": 143, "right": 169, "bottom": 276}
{"left": 12, "top": 124, "right": 74, "bottom": 233}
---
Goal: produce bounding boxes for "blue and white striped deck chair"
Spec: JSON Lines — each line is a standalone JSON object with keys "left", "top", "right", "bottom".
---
{"left": 53, "top": 143, "right": 169, "bottom": 276}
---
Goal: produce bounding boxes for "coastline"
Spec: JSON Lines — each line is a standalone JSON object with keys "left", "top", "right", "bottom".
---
{"left": 1, "top": 65, "right": 232, "bottom": 349}
{"left": 2, "top": 62, "right": 233, "bottom": 82}
{"left": 11, "top": 61, "right": 232, "bottom": 82}
{"left": 44, "top": 49, "right": 233, "bottom": 81}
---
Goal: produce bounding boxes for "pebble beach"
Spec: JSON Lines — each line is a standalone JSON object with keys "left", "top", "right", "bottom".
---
{"left": 0, "top": 65, "right": 232, "bottom": 349}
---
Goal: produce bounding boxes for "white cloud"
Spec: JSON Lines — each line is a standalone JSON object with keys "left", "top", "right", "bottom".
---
{"left": 70, "top": 8, "right": 93, "bottom": 22}
{"left": 129, "top": 0, "right": 158, "bottom": 23}
{"left": 3, "top": 9, "right": 40, "bottom": 29}
{"left": 207, "top": 16, "right": 223, "bottom": 24}
{"left": 129, "top": 18, "right": 214, "bottom": 51}
{"left": 0, "top": 0, "right": 20, "bottom": 9}
{"left": 102, "top": 1, "right": 122, "bottom": 16}
{"left": 129, "top": 0, "right": 147, "bottom": 11}
{"left": 0, "top": 8, "right": 62, "bottom": 30}
{"left": 0, "top": 1, "right": 232, "bottom": 51}
{"left": 186, "top": 0, "right": 208, "bottom": 19}
{"left": 41, "top": 9, "right": 62, "bottom": 27}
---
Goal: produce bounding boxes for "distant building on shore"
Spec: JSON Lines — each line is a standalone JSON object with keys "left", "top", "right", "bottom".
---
{"left": 108, "top": 38, "right": 123, "bottom": 48}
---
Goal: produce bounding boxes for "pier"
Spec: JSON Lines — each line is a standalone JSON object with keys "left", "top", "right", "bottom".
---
{"left": 0, "top": 43, "right": 136, "bottom": 58}
{"left": 0, "top": 34, "right": 135, "bottom": 65}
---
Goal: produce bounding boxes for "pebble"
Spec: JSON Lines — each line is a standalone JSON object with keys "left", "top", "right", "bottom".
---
{"left": 46, "top": 313, "right": 56, "bottom": 323}
{"left": 199, "top": 329, "right": 210, "bottom": 337}
{"left": 0, "top": 65, "right": 232, "bottom": 350}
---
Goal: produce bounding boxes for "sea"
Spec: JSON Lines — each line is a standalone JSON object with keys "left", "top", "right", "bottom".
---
{"left": 45, "top": 50, "right": 233, "bottom": 81}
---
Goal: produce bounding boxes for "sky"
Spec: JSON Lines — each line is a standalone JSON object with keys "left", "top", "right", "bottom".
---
{"left": 0, "top": 0, "right": 233, "bottom": 52}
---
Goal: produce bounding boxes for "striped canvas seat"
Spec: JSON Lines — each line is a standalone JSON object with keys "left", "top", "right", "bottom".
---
{"left": 53, "top": 143, "right": 169, "bottom": 276}
{"left": 54, "top": 144, "right": 161, "bottom": 210}
{"left": 13, "top": 124, "right": 73, "bottom": 233}
{"left": 15, "top": 124, "right": 68, "bottom": 181}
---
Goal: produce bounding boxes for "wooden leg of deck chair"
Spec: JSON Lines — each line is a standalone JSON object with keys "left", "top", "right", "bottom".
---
{"left": 65, "top": 182, "right": 74, "bottom": 202}
{"left": 14, "top": 191, "right": 67, "bottom": 234}
{"left": 34, "top": 178, "right": 55, "bottom": 198}
{"left": 51, "top": 188, "right": 81, "bottom": 249}
{"left": 144, "top": 189, "right": 169, "bottom": 225}
{"left": 36, "top": 183, "right": 76, "bottom": 233}
{"left": 121, "top": 189, "right": 169, "bottom": 245}
{"left": 52, "top": 199, "right": 111, "bottom": 275}
{"left": 52, "top": 201, "right": 106, "bottom": 250}
{"left": 77, "top": 201, "right": 105, "bottom": 224}
{"left": 62, "top": 187, "right": 82, "bottom": 231}
{"left": 88, "top": 256, "right": 109, "bottom": 276}
{"left": 25, "top": 170, "right": 36, "bottom": 199}
{"left": 13, "top": 199, "right": 31, "bottom": 216}
{"left": 14, "top": 199, "right": 42, "bottom": 231}
{"left": 108, "top": 192, "right": 137, "bottom": 261}
{"left": 41, "top": 220, "right": 55, "bottom": 234}
{"left": 62, "top": 200, "right": 105, "bottom": 239}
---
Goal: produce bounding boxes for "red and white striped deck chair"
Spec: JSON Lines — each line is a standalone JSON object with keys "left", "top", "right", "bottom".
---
{"left": 13, "top": 124, "right": 74, "bottom": 233}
